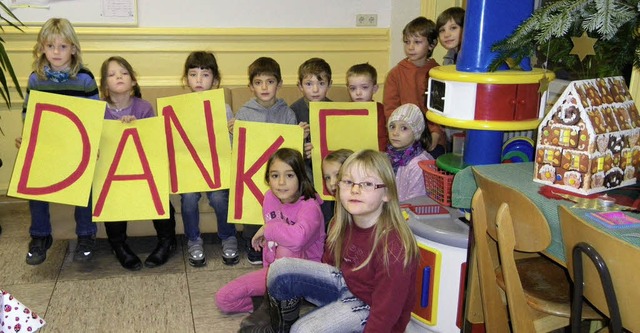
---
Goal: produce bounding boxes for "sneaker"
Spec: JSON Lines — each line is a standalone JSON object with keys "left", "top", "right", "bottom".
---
{"left": 187, "top": 238, "right": 206, "bottom": 267}
{"left": 26, "top": 235, "right": 53, "bottom": 265}
{"left": 73, "top": 235, "right": 96, "bottom": 262}
{"left": 221, "top": 236, "right": 239, "bottom": 265}
{"left": 246, "top": 245, "right": 263, "bottom": 265}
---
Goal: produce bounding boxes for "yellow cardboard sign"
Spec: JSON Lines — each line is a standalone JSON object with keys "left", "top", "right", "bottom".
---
{"left": 92, "top": 118, "right": 170, "bottom": 222}
{"left": 229, "top": 121, "right": 303, "bottom": 225}
{"left": 157, "top": 89, "right": 232, "bottom": 194}
{"left": 310, "top": 102, "right": 379, "bottom": 201}
{"left": 8, "top": 91, "right": 105, "bottom": 206}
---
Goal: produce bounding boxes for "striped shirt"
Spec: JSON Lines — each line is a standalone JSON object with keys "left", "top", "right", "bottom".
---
{"left": 22, "top": 67, "right": 100, "bottom": 115}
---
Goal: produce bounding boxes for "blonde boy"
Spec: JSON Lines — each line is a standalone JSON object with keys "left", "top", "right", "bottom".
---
{"left": 383, "top": 16, "right": 447, "bottom": 158}
{"left": 346, "top": 63, "right": 387, "bottom": 151}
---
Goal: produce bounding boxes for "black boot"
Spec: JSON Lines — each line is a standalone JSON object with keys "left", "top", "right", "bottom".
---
{"left": 240, "top": 293, "right": 271, "bottom": 328}
{"left": 111, "top": 242, "right": 142, "bottom": 271}
{"left": 145, "top": 203, "right": 177, "bottom": 268}
{"left": 144, "top": 237, "right": 177, "bottom": 268}
{"left": 238, "top": 294, "right": 301, "bottom": 333}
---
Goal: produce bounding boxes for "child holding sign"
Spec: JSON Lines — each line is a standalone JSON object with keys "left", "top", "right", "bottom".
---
{"left": 99, "top": 56, "right": 177, "bottom": 271}
{"left": 346, "top": 63, "right": 387, "bottom": 151}
{"left": 179, "top": 51, "right": 238, "bottom": 266}
{"left": 235, "top": 57, "right": 301, "bottom": 265}
{"left": 18, "top": 18, "right": 100, "bottom": 265}
{"left": 215, "top": 148, "right": 325, "bottom": 316}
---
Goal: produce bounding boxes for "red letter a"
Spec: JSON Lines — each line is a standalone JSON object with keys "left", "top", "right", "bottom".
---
{"left": 93, "top": 128, "right": 165, "bottom": 217}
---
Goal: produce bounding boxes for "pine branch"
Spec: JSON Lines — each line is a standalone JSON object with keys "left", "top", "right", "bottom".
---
{"left": 490, "top": 0, "right": 640, "bottom": 73}
{"left": 582, "top": 0, "right": 635, "bottom": 40}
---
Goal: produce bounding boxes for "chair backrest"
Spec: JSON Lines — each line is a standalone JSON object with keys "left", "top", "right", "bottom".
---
{"left": 559, "top": 206, "right": 640, "bottom": 332}
{"left": 471, "top": 168, "right": 553, "bottom": 333}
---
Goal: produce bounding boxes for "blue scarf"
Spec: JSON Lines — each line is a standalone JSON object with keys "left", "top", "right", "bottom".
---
{"left": 386, "top": 141, "right": 424, "bottom": 173}
{"left": 44, "top": 66, "right": 70, "bottom": 83}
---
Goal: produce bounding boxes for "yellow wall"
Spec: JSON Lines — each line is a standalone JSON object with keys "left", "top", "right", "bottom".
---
{"left": 1, "top": 27, "right": 390, "bottom": 111}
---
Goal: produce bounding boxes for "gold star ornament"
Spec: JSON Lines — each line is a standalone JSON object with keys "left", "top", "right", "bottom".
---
{"left": 570, "top": 32, "right": 597, "bottom": 61}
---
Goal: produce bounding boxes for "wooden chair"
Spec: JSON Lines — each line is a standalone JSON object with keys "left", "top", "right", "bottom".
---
{"left": 559, "top": 206, "right": 640, "bottom": 332}
{"left": 471, "top": 168, "right": 600, "bottom": 332}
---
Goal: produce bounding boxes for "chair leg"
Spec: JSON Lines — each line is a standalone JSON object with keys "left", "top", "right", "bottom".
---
{"left": 572, "top": 242, "right": 622, "bottom": 333}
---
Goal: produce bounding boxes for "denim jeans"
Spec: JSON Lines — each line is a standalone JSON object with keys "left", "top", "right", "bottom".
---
{"left": 29, "top": 199, "right": 96, "bottom": 237}
{"left": 180, "top": 190, "right": 235, "bottom": 242}
{"left": 267, "top": 258, "right": 370, "bottom": 333}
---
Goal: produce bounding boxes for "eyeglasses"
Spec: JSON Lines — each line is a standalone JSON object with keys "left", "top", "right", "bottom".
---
{"left": 338, "top": 180, "right": 386, "bottom": 192}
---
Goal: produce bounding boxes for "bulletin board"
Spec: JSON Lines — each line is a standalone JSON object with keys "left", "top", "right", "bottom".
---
{"left": 2, "top": 0, "right": 137, "bottom": 26}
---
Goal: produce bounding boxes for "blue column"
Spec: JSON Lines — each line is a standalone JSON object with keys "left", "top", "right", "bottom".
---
{"left": 463, "top": 130, "right": 504, "bottom": 165}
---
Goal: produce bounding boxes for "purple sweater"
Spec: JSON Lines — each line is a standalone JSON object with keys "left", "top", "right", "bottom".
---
{"left": 396, "top": 151, "right": 433, "bottom": 202}
{"left": 103, "top": 97, "right": 155, "bottom": 120}
{"left": 261, "top": 190, "right": 325, "bottom": 267}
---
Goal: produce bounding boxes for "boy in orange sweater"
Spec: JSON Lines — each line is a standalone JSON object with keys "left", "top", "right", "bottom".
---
{"left": 383, "top": 16, "right": 446, "bottom": 158}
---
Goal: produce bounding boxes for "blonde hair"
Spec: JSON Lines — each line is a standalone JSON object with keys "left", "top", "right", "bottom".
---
{"left": 32, "top": 18, "right": 83, "bottom": 80}
{"left": 323, "top": 149, "right": 354, "bottom": 166}
{"left": 326, "top": 149, "right": 418, "bottom": 271}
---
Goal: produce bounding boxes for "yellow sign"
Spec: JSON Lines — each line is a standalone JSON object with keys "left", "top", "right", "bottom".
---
{"left": 309, "top": 102, "right": 378, "bottom": 200}
{"left": 92, "top": 118, "right": 170, "bottom": 221}
{"left": 229, "top": 121, "right": 303, "bottom": 225}
{"left": 157, "top": 89, "right": 232, "bottom": 194}
{"left": 8, "top": 91, "right": 105, "bottom": 206}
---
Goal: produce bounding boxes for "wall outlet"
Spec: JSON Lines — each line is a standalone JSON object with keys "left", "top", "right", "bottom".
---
{"left": 356, "top": 14, "right": 377, "bottom": 27}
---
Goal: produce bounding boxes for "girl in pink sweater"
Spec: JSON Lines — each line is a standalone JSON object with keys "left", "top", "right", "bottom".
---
{"left": 215, "top": 148, "right": 325, "bottom": 314}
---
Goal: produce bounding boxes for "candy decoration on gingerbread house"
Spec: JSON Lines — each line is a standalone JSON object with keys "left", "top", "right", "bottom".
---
{"left": 534, "top": 76, "right": 640, "bottom": 194}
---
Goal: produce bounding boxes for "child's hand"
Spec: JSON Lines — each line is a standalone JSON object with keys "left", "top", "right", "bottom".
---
{"left": 251, "top": 235, "right": 265, "bottom": 252}
{"left": 299, "top": 122, "right": 310, "bottom": 140}
{"left": 429, "top": 132, "right": 440, "bottom": 151}
{"left": 15, "top": 137, "right": 22, "bottom": 149}
{"left": 121, "top": 115, "right": 137, "bottom": 123}
{"left": 304, "top": 142, "right": 313, "bottom": 159}
{"left": 227, "top": 118, "right": 235, "bottom": 134}
{"left": 251, "top": 225, "right": 266, "bottom": 251}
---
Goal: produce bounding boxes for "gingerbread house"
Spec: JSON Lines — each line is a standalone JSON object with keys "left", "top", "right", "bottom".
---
{"left": 534, "top": 76, "right": 640, "bottom": 194}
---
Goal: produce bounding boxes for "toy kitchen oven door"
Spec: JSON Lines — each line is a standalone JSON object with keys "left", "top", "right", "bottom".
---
{"left": 402, "top": 196, "right": 469, "bottom": 333}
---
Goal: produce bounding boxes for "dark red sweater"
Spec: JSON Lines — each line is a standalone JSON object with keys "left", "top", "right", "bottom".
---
{"left": 323, "top": 224, "right": 417, "bottom": 333}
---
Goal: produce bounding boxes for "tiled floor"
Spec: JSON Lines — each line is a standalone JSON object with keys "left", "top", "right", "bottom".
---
{"left": 0, "top": 198, "right": 259, "bottom": 333}
{"left": 1, "top": 197, "right": 605, "bottom": 333}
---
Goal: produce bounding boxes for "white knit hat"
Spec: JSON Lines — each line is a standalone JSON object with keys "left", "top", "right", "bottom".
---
{"left": 387, "top": 103, "right": 425, "bottom": 140}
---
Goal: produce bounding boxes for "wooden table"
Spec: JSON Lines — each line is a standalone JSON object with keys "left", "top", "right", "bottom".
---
{"left": 453, "top": 162, "right": 640, "bottom": 330}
